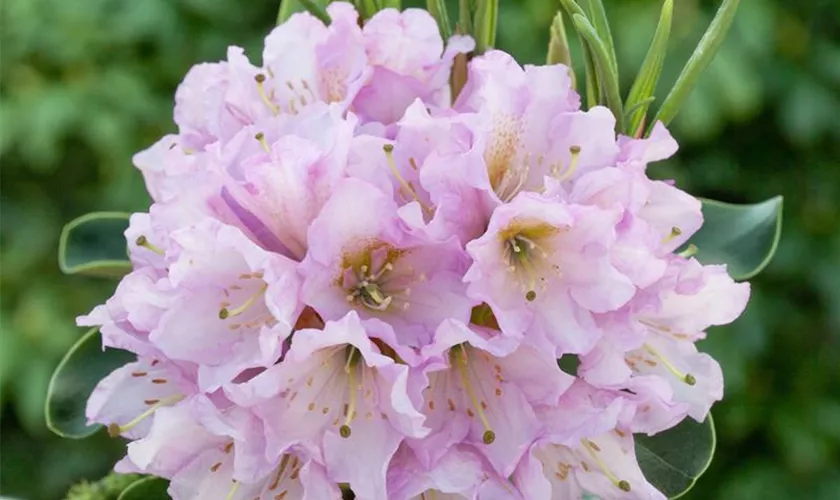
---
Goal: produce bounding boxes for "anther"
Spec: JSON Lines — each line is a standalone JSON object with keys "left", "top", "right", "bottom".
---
{"left": 678, "top": 244, "right": 698, "bottom": 258}
{"left": 255, "top": 132, "right": 271, "bottom": 153}
{"left": 218, "top": 283, "right": 267, "bottom": 320}
{"left": 661, "top": 226, "right": 682, "bottom": 244}
{"left": 135, "top": 235, "right": 164, "bottom": 255}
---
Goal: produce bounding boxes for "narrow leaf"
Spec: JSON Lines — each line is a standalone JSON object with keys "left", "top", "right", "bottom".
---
{"left": 278, "top": 0, "right": 331, "bottom": 25}
{"left": 547, "top": 11, "right": 576, "bottom": 88}
{"left": 427, "top": 0, "right": 453, "bottom": 40}
{"left": 636, "top": 415, "right": 717, "bottom": 498}
{"left": 58, "top": 211, "right": 132, "bottom": 279}
{"left": 117, "top": 477, "right": 170, "bottom": 500}
{"left": 382, "top": 0, "right": 401, "bottom": 9}
{"left": 651, "top": 0, "right": 741, "bottom": 128}
{"left": 625, "top": 0, "right": 673, "bottom": 136}
{"left": 558, "top": 0, "right": 599, "bottom": 107}
{"left": 473, "top": 0, "right": 499, "bottom": 55}
{"left": 688, "top": 196, "right": 783, "bottom": 280}
{"left": 572, "top": 14, "right": 624, "bottom": 130}
{"left": 583, "top": 0, "right": 618, "bottom": 76}
{"left": 46, "top": 328, "right": 135, "bottom": 438}
{"left": 459, "top": 0, "right": 472, "bottom": 36}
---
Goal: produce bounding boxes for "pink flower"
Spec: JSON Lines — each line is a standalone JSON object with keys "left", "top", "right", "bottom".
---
{"left": 409, "top": 320, "right": 573, "bottom": 477}
{"left": 229, "top": 312, "right": 428, "bottom": 500}
{"left": 300, "top": 177, "right": 475, "bottom": 347}
{"left": 387, "top": 444, "right": 522, "bottom": 499}
{"left": 465, "top": 192, "right": 635, "bottom": 354}
{"left": 147, "top": 219, "right": 301, "bottom": 391}
{"left": 580, "top": 257, "right": 750, "bottom": 426}
{"left": 354, "top": 8, "right": 474, "bottom": 126}
{"left": 452, "top": 50, "right": 618, "bottom": 203}
{"left": 78, "top": 10, "right": 753, "bottom": 496}
{"left": 86, "top": 357, "right": 195, "bottom": 439}
{"left": 77, "top": 266, "right": 173, "bottom": 357}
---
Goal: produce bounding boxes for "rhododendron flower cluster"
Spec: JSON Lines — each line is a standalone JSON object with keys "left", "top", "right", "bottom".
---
{"left": 80, "top": 3, "right": 749, "bottom": 499}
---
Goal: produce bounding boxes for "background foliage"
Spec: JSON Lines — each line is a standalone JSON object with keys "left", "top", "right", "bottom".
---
{"left": 1, "top": 0, "right": 837, "bottom": 498}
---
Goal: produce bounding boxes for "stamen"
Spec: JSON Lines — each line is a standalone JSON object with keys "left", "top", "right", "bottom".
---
{"left": 507, "top": 235, "right": 540, "bottom": 301}
{"left": 661, "top": 226, "right": 682, "bottom": 244}
{"left": 644, "top": 344, "right": 696, "bottom": 386}
{"left": 254, "top": 74, "right": 279, "bottom": 115}
{"left": 108, "top": 394, "right": 184, "bottom": 436}
{"left": 254, "top": 132, "right": 271, "bottom": 153}
{"left": 135, "top": 235, "right": 164, "bottom": 256}
{"left": 677, "top": 244, "right": 698, "bottom": 258}
{"left": 383, "top": 144, "right": 432, "bottom": 214}
{"left": 554, "top": 145, "right": 582, "bottom": 182}
{"left": 340, "top": 347, "right": 361, "bottom": 438}
{"left": 581, "top": 439, "right": 632, "bottom": 492}
{"left": 453, "top": 347, "right": 496, "bottom": 444}
{"left": 224, "top": 480, "right": 240, "bottom": 500}
{"left": 219, "top": 283, "right": 267, "bottom": 319}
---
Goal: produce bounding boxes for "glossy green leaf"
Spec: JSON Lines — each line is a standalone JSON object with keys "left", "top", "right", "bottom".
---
{"left": 277, "top": 0, "right": 331, "bottom": 25}
{"left": 473, "top": 0, "right": 499, "bottom": 55}
{"left": 46, "top": 328, "right": 135, "bottom": 438}
{"left": 636, "top": 415, "right": 716, "bottom": 499}
{"left": 572, "top": 14, "right": 624, "bottom": 131}
{"left": 58, "top": 211, "right": 132, "bottom": 278}
{"left": 117, "top": 476, "right": 170, "bottom": 500}
{"left": 625, "top": 0, "right": 673, "bottom": 136}
{"left": 689, "top": 196, "right": 783, "bottom": 280}
{"left": 651, "top": 0, "right": 742, "bottom": 129}
{"left": 427, "top": 0, "right": 452, "bottom": 40}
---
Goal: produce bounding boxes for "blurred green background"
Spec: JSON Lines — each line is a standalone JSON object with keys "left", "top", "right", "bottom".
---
{"left": 1, "top": 0, "right": 837, "bottom": 498}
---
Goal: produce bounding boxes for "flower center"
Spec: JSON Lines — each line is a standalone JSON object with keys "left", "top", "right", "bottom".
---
{"left": 499, "top": 222, "right": 561, "bottom": 302}
{"left": 341, "top": 243, "right": 417, "bottom": 313}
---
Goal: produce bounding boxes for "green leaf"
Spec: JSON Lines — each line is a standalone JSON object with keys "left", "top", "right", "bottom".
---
{"left": 459, "top": 0, "right": 472, "bottom": 36}
{"left": 558, "top": 0, "right": 599, "bottom": 108}
{"left": 46, "top": 328, "right": 135, "bottom": 439}
{"left": 277, "top": 0, "right": 331, "bottom": 25}
{"left": 689, "top": 196, "right": 783, "bottom": 280}
{"left": 651, "top": 0, "right": 742, "bottom": 129}
{"left": 117, "top": 476, "right": 170, "bottom": 500}
{"left": 427, "top": 0, "right": 452, "bottom": 40}
{"left": 58, "top": 211, "right": 132, "bottom": 279}
{"left": 583, "top": 0, "right": 618, "bottom": 76}
{"left": 636, "top": 415, "right": 717, "bottom": 499}
{"left": 625, "top": 0, "right": 673, "bottom": 136}
{"left": 547, "top": 12, "right": 574, "bottom": 87}
{"left": 571, "top": 14, "right": 624, "bottom": 131}
{"left": 473, "top": 0, "right": 498, "bottom": 55}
